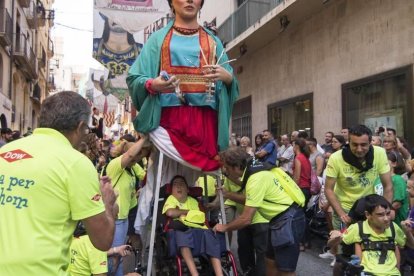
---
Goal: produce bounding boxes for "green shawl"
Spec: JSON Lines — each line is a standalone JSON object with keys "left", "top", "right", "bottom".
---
{"left": 126, "top": 20, "right": 239, "bottom": 151}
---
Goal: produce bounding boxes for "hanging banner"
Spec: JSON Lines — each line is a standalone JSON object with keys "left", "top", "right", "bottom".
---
{"left": 93, "top": 0, "right": 170, "bottom": 99}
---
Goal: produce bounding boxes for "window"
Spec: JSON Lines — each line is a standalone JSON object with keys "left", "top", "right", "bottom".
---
{"left": 342, "top": 65, "right": 413, "bottom": 141}
{"left": 232, "top": 96, "right": 251, "bottom": 139}
{"left": 268, "top": 93, "right": 313, "bottom": 138}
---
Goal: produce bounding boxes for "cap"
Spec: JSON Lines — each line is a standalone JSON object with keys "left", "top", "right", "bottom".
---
{"left": 180, "top": 210, "right": 207, "bottom": 229}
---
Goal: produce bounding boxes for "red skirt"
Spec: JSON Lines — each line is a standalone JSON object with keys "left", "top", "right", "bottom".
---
{"left": 160, "top": 106, "right": 220, "bottom": 171}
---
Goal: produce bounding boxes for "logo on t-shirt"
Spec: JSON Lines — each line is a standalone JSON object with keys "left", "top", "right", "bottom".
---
{"left": 91, "top": 194, "right": 102, "bottom": 201}
{"left": 0, "top": 149, "right": 33, "bottom": 163}
{"left": 100, "top": 261, "right": 107, "bottom": 266}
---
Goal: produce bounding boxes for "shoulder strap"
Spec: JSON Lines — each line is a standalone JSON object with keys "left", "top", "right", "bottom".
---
{"left": 389, "top": 221, "right": 395, "bottom": 240}
{"left": 358, "top": 221, "right": 370, "bottom": 244}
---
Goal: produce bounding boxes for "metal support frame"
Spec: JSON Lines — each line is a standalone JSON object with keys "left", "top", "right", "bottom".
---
{"left": 146, "top": 151, "right": 164, "bottom": 276}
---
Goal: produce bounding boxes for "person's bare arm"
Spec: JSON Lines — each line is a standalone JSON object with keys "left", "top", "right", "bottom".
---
{"left": 325, "top": 176, "right": 351, "bottom": 224}
{"left": 222, "top": 189, "right": 245, "bottom": 205}
{"left": 315, "top": 155, "right": 324, "bottom": 176}
{"left": 83, "top": 177, "right": 116, "bottom": 251}
{"left": 293, "top": 158, "right": 301, "bottom": 185}
{"left": 165, "top": 208, "right": 189, "bottom": 219}
{"left": 379, "top": 171, "right": 393, "bottom": 204}
{"left": 121, "top": 137, "right": 147, "bottom": 169}
{"left": 214, "top": 206, "right": 256, "bottom": 232}
{"left": 255, "top": 149, "right": 268, "bottom": 159}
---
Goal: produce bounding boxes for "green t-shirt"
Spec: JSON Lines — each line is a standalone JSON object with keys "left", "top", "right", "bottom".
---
{"left": 68, "top": 235, "right": 108, "bottom": 276}
{"left": 374, "top": 174, "right": 409, "bottom": 226}
{"left": 326, "top": 146, "right": 390, "bottom": 210}
{"left": 106, "top": 156, "right": 145, "bottom": 219}
{"left": 0, "top": 128, "right": 105, "bottom": 276}
{"left": 244, "top": 170, "right": 293, "bottom": 221}
{"left": 343, "top": 220, "right": 405, "bottom": 275}
{"left": 162, "top": 195, "right": 199, "bottom": 214}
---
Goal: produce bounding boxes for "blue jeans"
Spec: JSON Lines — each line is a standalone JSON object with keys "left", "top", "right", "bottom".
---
{"left": 109, "top": 219, "right": 129, "bottom": 276}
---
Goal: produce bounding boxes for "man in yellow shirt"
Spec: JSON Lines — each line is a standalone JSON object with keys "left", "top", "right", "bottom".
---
{"left": 325, "top": 125, "right": 393, "bottom": 230}
{"left": 214, "top": 147, "right": 305, "bottom": 276}
{"left": 0, "top": 92, "right": 117, "bottom": 276}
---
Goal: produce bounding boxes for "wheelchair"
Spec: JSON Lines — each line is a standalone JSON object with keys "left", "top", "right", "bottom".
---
{"left": 153, "top": 183, "right": 238, "bottom": 276}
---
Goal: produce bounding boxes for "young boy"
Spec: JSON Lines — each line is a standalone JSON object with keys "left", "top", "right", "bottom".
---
{"left": 329, "top": 194, "right": 414, "bottom": 276}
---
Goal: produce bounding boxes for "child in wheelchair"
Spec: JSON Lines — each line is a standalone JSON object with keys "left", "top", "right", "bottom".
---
{"left": 327, "top": 194, "right": 414, "bottom": 276}
{"left": 162, "top": 175, "right": 223, "bottom": 276}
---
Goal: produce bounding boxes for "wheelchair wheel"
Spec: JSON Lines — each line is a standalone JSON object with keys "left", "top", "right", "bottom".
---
{"left": 221, "top": 251, "right": 238, "bottom": 276}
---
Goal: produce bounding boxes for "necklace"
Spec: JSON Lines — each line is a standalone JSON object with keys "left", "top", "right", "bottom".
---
{"left": 172, "top": 25, "right": 200, "bottom": 35}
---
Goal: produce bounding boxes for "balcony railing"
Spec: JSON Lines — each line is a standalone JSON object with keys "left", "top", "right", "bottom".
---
{"left": 24, "top": 0, "right": 37, "bottom": 29}
{"left": 0, "top": 8, "right": 13, "bottom": 46}
{"left": 13, "top": 33, "right": 38, "bottom": 80}
{"left": 218, "top": 0, "right": 284, "bottom": 45}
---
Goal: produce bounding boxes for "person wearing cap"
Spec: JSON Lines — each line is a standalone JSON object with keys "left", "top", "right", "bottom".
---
{"left": 162, "top": 175, "right": 223, "bottom": 276}
{"left": 0, "top": 128, "right": 13, "bottom": 148}
{"left": 214, "top": 147, "right": 306, "bottom": 276}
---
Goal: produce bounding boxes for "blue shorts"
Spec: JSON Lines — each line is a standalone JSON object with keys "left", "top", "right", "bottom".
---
{"left": 266, "top": 205, "right": 305, "bottom": 272}
{"left": 168, "top": 228, "right": 223, "bottom": 259}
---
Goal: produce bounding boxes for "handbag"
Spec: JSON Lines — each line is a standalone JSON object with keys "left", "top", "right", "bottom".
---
{"left": 310, "top": 170, "right": 321, "bottom": 195}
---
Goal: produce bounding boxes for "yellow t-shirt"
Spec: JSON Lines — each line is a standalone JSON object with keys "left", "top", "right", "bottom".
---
{"left": 106, "top": 156, "right": 145, "bottom": 219}
{"left": 197, "top": 175, "right": 216, "bottom": 197}
{"left": 0, "top": 128, "right": 105, "bottom": 276}
{"left": 245, "top": 170, "right": 293, "bottom": 221}
{"left": 162, "top": 195, "right": 199, "bottom": 214}
{"left": 326, "top": 146, "right": 390, "bottom": 210}
{"left": 342, "top": 220, "right": 405, "bottom": 276}
{"left": 68, "top": 235, "right": 108, "bottom": 276}
{"left": 223, "top": 177, "right": 240, "bottom": 207}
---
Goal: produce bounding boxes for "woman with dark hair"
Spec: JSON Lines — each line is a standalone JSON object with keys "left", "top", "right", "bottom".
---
{"left": 254, "top": 133, "right": 263, "bottom": 153}
{"left": 332, "top": 135, "right": 346, "bottom": 152}
{"left": 292, "top": 137, "right": 312, "bottom": 250}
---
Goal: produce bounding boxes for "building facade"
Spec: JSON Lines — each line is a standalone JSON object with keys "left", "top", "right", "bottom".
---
{"left": 200, "top": 0, "right": 414, "bottom": 143}
{"left": 0, "top": 0, "right": 55, "bottom": 132}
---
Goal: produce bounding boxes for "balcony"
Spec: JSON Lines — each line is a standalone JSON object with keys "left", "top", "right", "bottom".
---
{"left": 47, "top": 37, "right": 54, "bottom": 58}
{"left": 13, "top": 34, "right": 38, "bottom": 80}
{"left": 217, "top": 0, "right": 331, "bottom": 58}
{"left": 0, "top": 8, "right": 13, "bottom": 47}
{"left": 18, "top": 0, "right": 31, "bottom": 8}
{"left": 24, "top": 0, "right": 37, "bottom": 29}
{"left": 31, "top": 83, "right": 41, "bottom": 104}
{"left": 48, "top": 75, "right": 56, "bottom": 92}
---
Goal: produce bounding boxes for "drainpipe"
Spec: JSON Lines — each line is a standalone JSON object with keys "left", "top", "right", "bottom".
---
{"left": 8, "top": 0, "right": 15, "bottom": 101}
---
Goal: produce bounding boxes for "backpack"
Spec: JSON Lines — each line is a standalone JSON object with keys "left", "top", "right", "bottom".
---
{"left": 271, "top": 167, "right": 306, "bottom": 207}
{"left": 357, "top": 221, "right": 396, "bottom": 264}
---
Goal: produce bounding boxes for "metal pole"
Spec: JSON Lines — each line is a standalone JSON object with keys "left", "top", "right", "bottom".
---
{"left": 215, "top": 175, "right": 230, "bottom": 251}
{"left": 146, "top": 151, "right": 164, "bottom": 276}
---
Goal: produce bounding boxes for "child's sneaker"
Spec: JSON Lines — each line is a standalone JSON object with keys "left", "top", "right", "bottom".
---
{"left": 319, "top": 250, "right": 335, "bottom": 260}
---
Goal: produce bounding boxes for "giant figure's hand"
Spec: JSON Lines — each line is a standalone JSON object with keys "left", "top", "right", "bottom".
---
{"left": 203, "top": 65, "right": 233, "bottom": 86}
{"left": 151, "top": 75, "right": 178, "bottom": 93}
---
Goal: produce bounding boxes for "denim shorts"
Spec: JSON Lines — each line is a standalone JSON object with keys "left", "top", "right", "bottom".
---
{"left": 266, "top": 205, "right": 305, "bottom": 272}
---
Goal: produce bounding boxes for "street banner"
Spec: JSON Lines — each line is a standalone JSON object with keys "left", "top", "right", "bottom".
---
{"left": 93, "top": 0, "right": 170, "bottom": 99}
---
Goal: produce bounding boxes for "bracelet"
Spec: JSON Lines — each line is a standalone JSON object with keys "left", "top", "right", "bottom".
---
{"left": 145, "top": 79, "right": 157, "bottom": 95}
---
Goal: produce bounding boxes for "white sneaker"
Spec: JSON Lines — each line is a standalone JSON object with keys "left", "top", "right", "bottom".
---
{"left": 319, "top": 250, "right": 335, "bottom": 260}
{"left": 330, "top": 257, "right": 336, "bottom": 267}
